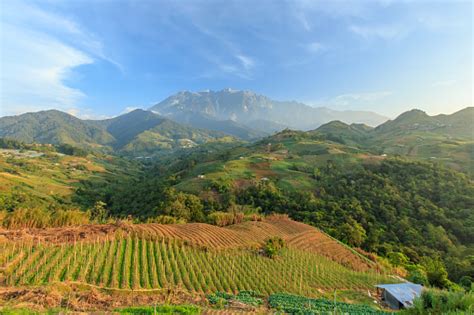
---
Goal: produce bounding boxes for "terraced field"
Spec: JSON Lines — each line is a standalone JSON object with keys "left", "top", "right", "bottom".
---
{"left": 0, "top": 216, "right": 395, "bottom": 312}
{"left": 0, "top": 217, "right": 377, "bottom": 272}
{"left": 1, "top": 237, "right": 390, "bottom": 295}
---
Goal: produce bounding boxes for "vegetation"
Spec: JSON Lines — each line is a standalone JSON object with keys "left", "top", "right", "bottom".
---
{"left": 262, "top": 237, "right": 285, "bottom": 258}
{"left": 116, "top": 305, "right": 200, "bottom": 314}
{"left": 268, "top": 293, "right": 388, "bottom": 314}
{"left": 0, "top": 109, "right": 231, "bottom": 157}
{"left": 207, "top": 290, "right": 264, "bottom": 307}
{"left": 401, "top": 289, "right": 474, "bottom": 315}
{"left": 0, "top": 236, "right": 393, "bottom": 295}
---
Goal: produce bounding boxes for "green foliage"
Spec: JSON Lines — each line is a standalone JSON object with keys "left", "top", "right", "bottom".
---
{"left": 268, "top": 293, "right": 388, "bottom": 314}
{"left": 387, "top": 252, "right": 409, "bottom": 267}
{"left": 406, "top": 264, "right": 428, "bottom": 286}
{"left": 263, "top": 237, "right": 285, "bottom": 258}
{"left": 401, "top": 289, "right": 474, "bottom": 315}
{"left": 116, "top": 305, "right": 200, "bottom": 314}
{"left": 90, "top": 201, "right": 108, "bottom": 223}
{"left": 236, "top": 159, "right": 473, "bottom": 283}
{"left": 423, "top": 258, "right": 452, "bottom": 289}
{"left": 207, "top": 291, "right": 264, "bottom": 307}
{"left": 336, "top": 218, "right": 367, "bottom": 247}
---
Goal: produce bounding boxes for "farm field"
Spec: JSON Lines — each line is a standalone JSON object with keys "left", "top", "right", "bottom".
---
{"left": 0, "top": 217, "right": 395, "bottom": 312}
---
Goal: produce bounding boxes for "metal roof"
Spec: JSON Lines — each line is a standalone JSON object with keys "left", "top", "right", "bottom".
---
{"left": 376, "top": 282, "right": 423, "bottom": 307}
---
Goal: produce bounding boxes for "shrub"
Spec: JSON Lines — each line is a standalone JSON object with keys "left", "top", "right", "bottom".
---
{"left": 208, "top": 211, "right": 234, "bottom": 227}
{"left": 263, "top": 236, "right": 285, "bottom": 258}
{"left": 402, "top": 289, "right": 474, "bottom": 314}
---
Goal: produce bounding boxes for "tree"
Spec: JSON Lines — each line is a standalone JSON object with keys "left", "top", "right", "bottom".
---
{"left": 388, "top": 251, "right": 409, "bottom": 267}
{"left": 337, "top": 219, "right": 367, "bottom": 247}
{"left": 424, "top": 258, "right": 450, "bottom": 289}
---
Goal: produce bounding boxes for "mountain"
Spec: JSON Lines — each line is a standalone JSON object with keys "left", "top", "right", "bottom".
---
{"left": 163, "top": 110, "right": 266, "bottom": 140}
{"left": 0, "top": 109, "right": 228, "bottom": 156}
{"left": 311, "top": 107, "right": 474, "bottom": 175}
{"left": 149, "top": 89, "right": 389, "bottom": 132}
{"left": 0, "top": 110, "right": 114, "bottom": 150}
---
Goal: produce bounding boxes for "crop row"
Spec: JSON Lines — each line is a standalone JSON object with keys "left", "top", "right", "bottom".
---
{"left": 268, "top": 293, "right": 390, "bottom": 314}
{"left": 1, "top": 237, "right": 393, "bottom": 296}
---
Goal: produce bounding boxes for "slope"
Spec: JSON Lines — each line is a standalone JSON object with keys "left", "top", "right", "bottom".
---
{"left": 0, "top": 110, "right": 114, "bottom": 151}
{"left": 312, "top": 107, "right": 474, "bottom": 175}
{"left": 0, "top": 109, "right": 231, "bottom": 157}
{"left": 0, "top": 217, "right": 392, "bottom": 298}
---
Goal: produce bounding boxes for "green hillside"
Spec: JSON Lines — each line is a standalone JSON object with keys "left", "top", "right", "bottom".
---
{"left": 0, "top": 109, "right": 232, "bottom": 157}
{"left": 0, "top": 139, "right": 141, "bottom": 221}
{"left": 0, "top": 110, "right": 114, "bottom": 151}
{"left": 312, "top": 107, "right": 474, "bottom": 175}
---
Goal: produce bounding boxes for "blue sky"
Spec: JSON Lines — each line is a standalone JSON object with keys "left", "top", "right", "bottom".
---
{"left": 0, "top": 0, "right": 472, "bottom": 119}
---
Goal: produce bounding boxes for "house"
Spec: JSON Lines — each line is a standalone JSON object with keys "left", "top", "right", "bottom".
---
{"left": 376, "top": 282, "right": 423, "bottom": 310}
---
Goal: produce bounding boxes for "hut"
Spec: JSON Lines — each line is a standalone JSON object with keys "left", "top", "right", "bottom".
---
{"left": 375, "top": 282, "right": 423, "bottom": 310}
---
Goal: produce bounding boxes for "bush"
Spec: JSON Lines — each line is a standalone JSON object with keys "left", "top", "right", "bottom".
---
{"left": 208, "top": 211, "right": 235, "bottom": 227}
{"left": 263, "top": 236, "right": 285, "bottom": 258}
{"left": 402, "top": 289, "right": 474, "bottom": 314}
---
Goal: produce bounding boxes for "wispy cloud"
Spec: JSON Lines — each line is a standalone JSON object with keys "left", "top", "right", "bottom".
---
{"left": 432, "top": 80, "right": 456, "bottom": 87}
{"left": 307, "top": 42, "right": 326, "bottom": 53}
{"left": 236, "top": 54, "right": 255, "bottom": 70}
{"left": 349, "top": 24, "right": 406, "bottom": 40}
{"left": 0, "top": 1, "right": 119, "bottom": 117}
{"left": 332, "top": 91, "right": 393, "bottom": 106}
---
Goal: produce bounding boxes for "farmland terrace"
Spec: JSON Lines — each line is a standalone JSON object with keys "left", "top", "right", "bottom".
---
{"left": 0, "top": 217, "right": 397, "bottom": 311}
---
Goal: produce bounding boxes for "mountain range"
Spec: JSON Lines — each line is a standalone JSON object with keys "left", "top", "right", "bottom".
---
{"left": 0, "top": 89, "right": 471, "bottom": 160}
{"left": 150, "top": 88, "right": 389, "bottom": 132}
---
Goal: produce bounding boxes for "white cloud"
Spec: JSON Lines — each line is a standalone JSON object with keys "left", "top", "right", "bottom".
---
{"left": 349, "top": 24, "right": 406, "bottom": 40}
{"left": 0, "top": 1, "right": 119, "bottom": 117}
{"left": 432, "top": 80, "right": 456, "bottom": 87}
{"left": 236, "top": 54, "right": 255, "bottom": 70}
{"left": 1, "top": 23, "right": 93, "bottom": 116}
{"left": 307, "top": 42, "right": 326, "bottom": 53}
{"left": 331, "top": 91, "right": 393, "bottom": 106}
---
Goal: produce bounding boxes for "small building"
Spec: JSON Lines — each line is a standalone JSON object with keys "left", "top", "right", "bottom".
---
{"left": 376, "top": 282, "right": 423, "bottom": 310}
{"left": 197, "top": 174, "right": 205, "bottom": 179}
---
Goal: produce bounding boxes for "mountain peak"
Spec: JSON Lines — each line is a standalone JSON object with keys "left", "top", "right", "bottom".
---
{"left": 394, "top": 109, "right": 428, "bottom": 120}
{"left": 149, "top": 89, "right": 388, "bottom": 130}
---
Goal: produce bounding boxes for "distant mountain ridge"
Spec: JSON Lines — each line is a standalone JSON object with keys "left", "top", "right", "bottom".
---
{"left": 0, "top": 109, "right": 227, "bottom": 156}
{"left": 150, "top": 89, "right": 389, "bottom": 132}
{"left": 310, "top": 107, "right": 473, "bottom": 174}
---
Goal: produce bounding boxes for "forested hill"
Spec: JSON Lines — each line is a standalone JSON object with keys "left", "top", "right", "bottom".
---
{"left": 311, "top": 107, "right": 474, "bottom": 175}
{"left": 0, "top": 109, "right": 229, "bottom": 156}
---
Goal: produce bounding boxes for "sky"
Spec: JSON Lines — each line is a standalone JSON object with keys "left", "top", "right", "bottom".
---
{"left": 0, "top": 0, "right": 472, "bottom": 119}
